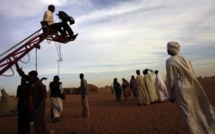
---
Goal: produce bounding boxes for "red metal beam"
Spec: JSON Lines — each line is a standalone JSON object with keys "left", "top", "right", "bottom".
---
{"left": 0, "top": 28, "right": 72, "bottom": 76}
{"left": 0, "top": 33, "right": 45, "bottom": 75}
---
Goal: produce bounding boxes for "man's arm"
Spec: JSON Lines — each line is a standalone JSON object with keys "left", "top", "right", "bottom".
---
{"left": 40, "top": 77, "right": 48, "bottom": 82}
{"left": 15, "top": 63, "right": 28, "bottom": 81}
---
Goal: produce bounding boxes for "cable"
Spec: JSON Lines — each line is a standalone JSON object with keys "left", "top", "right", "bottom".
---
{"left": 55, "top": 42, "right": 63, "bottom": 75}
{"left": 1, "top": 59, "right": 15, "bottom": 77}
{"left": 35, "top": 48, "right": 38, "bottom": 71}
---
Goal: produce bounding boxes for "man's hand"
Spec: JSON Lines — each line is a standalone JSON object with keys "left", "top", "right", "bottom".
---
{"left": 15, "top": 63, "right": 25, "bottom": 77}
{"left": 40, "top": 77, "right": 48, "bottom": 81}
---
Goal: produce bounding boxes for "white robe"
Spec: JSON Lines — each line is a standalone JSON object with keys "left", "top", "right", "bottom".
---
{"left": 136, "top": 75, "right": 150, "bottom": 105}
{"left": 49, "top": 84, "right": 64, "bottom": 118}
{"left": 51, "top": 97, "right": 63, "bottom": 118}
{"left": 166, "top": 55, "right": 215, "bottom": 134}
{"left": 155, "top": 73, "right": 169, "bottom": 101}
{"left": 144, "top": 72, "right": 159, "bottom": 103}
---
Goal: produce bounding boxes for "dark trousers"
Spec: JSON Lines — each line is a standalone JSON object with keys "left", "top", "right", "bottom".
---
{"left": 17, "top": 101, "right": 30, "bottom": 134}
{"left": 50, "top": 22, "right": 73, "bottom": 36}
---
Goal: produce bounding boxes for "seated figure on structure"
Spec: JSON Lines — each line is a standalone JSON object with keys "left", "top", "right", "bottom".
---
{"left": 42, "top": 5, "right": 78, "bottom": 41}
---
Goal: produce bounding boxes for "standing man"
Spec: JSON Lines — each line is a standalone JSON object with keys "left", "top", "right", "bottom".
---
{"left": 122, "top": 78, "right": 130, "bottom": 100}
{"left": 49, "top": 75, "right": 63, "bottom": 123}
{"left": 154, "top": 70, "right": 169, "bottom": 102}
{"left": 79, "top": 73, "right": 90, "bottom": 118}
{"left": 136, "top": 70, "right": 150, "bottom": 106}
{"left": 16, "top": 78, "right": 30, "bottom": 134}
{"left": 16, "top": 63, "right": 47, "bottom": 134}
{"left": 113, "top": 78, "right": 121, "bottom": 102}
{"left": 166, "top": 41, "right": 215, "bottom": 134}
{"left": 130, "top": 75, "right": 137, "bottom": 100}
{"left": 143, "top": 69, "right": 159, "bottom": 104}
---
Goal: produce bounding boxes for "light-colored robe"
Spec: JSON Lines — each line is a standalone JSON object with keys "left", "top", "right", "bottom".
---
{"left": 144, "top": 72, "right": 159, "bottom": 103}
{"left": 49, "top": 84, "right": 63, "bottom": 118}
{"left": 166, "top": 55, "right": 215, "bottom": 134}
{"left": 155, "top": 73, "right": 169, "bottom": 101}
{"left": 80, "top": 78, "right": 90, "bottom": 117}
{"left": 136, "top": 75, "right": 150, "bottom": 105}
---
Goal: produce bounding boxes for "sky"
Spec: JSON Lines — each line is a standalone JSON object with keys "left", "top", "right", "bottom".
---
{"left": 0, "top": 0, "right": 215, "bottom": 96}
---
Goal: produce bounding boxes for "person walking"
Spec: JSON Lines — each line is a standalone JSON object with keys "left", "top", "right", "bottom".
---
{"left": 49, "top": 75, "right": 63, "bottom": 123}
{"left": 154, "top": 70, "right": 169, "bottom": 102}
{"left": 136, "top": 70, "right": 150, "bottom": 106}
{"left": 130, "top": 75, "right": 137, "bottom": 99}
{"left": 79, "top": 73, "right": 90, "bottom": 118}
{"left": 143, "top": 69, "right": 159, "bottom": 104}
{"left": 166, "top": 41, "right": 215, "bottom": 134}
{"left": 122, "top": 78, "right": 130, "bottom": 100}
{"left": 113, "top": 78, "right": 121, "bottom": 102}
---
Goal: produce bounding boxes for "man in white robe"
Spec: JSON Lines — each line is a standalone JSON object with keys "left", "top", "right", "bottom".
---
{"left": 143, "top": 69, "right": 159, "bottom": 103}
{"left": 155, "top": 70, "right": 169, "bottom": 102}
{"left": 136, "top": 70, "right": 150, "bottom": 106}
{"left": 49, "top": 76, "right": 64, "bottom": 123}
{"left": 166, "top": 41, "right": 215, "bottom": 134}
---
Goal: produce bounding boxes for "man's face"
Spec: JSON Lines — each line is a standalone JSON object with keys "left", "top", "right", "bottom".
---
{"left": 167, "top": 50, "right": 172, "bottom": 55}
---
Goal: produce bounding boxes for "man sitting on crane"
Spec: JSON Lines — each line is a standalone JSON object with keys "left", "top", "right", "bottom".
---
{"left": 42, "top": 5, "right": 78, "bottom": 40}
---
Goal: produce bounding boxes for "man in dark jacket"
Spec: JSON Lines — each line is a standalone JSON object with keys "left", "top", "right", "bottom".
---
{"left": 49, "top": 75, "right": 64, "bottom": 123}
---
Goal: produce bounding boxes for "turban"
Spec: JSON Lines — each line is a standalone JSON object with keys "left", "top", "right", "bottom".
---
{"left": 167, "top": 41, "right": 180, "bottom": 55}
{"left": 28, "top": 70, "right": 38, "bottom": 76}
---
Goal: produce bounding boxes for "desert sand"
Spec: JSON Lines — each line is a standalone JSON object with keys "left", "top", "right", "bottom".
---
{"left": 0, "top": 78, "right": 215, "bottom": 134}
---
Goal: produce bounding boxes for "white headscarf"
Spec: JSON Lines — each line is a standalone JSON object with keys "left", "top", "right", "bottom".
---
{"left": 167, "top": 41, "right": 180, "bottom": 55}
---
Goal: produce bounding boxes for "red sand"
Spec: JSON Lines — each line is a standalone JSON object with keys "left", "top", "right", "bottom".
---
{"left": 0, "top": 78, "right": 215, "bottom": 134}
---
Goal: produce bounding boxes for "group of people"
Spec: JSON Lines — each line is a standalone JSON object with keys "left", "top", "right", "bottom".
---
{"left": 15, "top": 64, "right": 90, "bottom": 134}
{"left": 15, "top": 6, "right": 215, "bottom": 133}
{"left": 113, "top": 69, "right": 169, "bottom": 105}
{"left": 113, "top": 41, "right": 215, "bottom": 133}
{"left": 113, "top": 77, "right": 134, "bottom": 102}
{"left": 136, "top": 69, "right": 170, "bottom": 106}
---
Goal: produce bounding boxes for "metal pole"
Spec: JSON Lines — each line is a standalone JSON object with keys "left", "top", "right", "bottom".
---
{"left": 0, "top": 28, "right": 42, "bottom": 57}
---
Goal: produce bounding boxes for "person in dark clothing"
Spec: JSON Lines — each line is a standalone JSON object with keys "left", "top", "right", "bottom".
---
{"left": 113, "top": 78, "right": 121, "bottom": 102}
{"left": 16, "top": 63, "right": 47, "bottom": 134}
{"left": 79, "top": 73, "right": 90, "bottom": 118}
{"left": 122, "top": 78, "right": 130, "bottom": 100}
{"left": 130, "top": 75, "right": 137, "bottom": 99}
{"left": 49, "top": 75, "right": 63, "bottom": 123}
{"left": 16, "top": 78, "right": 30, "bottom": 134}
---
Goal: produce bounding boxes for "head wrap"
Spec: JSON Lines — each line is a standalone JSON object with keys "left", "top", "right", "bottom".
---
{"left": 54, "top": 75, "right": 60, "bottom": 82}
{"left": 28, "top": 70, "right": 38, "bottom": 76}
{"left": 167, "top": 41, "right": 180, "bottom": 55}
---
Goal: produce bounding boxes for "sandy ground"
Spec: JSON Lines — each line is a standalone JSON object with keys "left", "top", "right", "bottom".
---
{"left": 0, "top": 78, "right": 215, "bottom": 134}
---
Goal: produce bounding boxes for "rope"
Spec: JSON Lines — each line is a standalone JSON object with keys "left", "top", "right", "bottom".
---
{"left": 35, "top": 48, "right": 38, "bottom": 71}
{"left": 1, "top": 59, "right": 15, "bottom": 77}
{"left": 18, "top": 54, "right": 31, "bottom": 64}
{"left": 55, "top": 42, "right": 63, "bottom": 75}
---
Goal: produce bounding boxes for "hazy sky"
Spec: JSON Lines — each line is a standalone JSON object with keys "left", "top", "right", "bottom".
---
{"left": 0, "top": 0, "right": 215, "bottom": 96}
